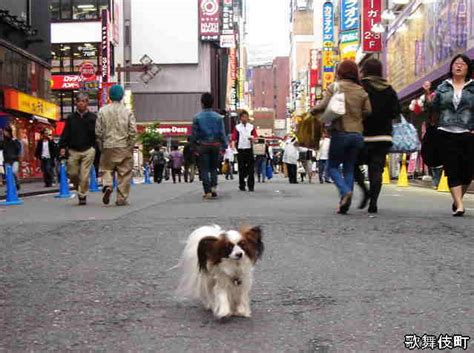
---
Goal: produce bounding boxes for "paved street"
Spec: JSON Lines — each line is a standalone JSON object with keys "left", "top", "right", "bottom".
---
{"left": 1, "top": 176, "right": 473, "bottom": 352}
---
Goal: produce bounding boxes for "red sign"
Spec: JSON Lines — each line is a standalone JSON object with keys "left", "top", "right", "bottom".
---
{"left": 52, "top": 75, "right": 81, "bottom": 90}
{"left": 362, "top": 0, "right": 382, "bottom": 52}
{"left": 79, "top": 62, "right": 96, "bottom": 80}
{"left": 199, "top": 0, "right": 220, "bottom": 41}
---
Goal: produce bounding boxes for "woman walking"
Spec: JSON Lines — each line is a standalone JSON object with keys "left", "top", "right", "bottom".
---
{"left": 354, "top": 58, "right": 401, "bottom": 214}
{"left": 311, "top": 60, "right": 371, "bottom": 214}
{"left": 424, "top": 54, "right": 474, "bottom": 217}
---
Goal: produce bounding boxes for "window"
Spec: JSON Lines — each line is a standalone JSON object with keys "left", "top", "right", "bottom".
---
{"left": 51, "top": 0, "right": 110, "bottom": 21}
{"left": 53, "top": 90, "right": 99, "bottom": 121}
{"left": 51, "top": 43, "right": 99, "bottom": 74}
{"left": 73, "top": 0, "right": 99, "bottom": 20}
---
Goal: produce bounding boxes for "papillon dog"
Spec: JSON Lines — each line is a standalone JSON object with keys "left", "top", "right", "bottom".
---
{"left": 176, "top": 225, "right": 264, "bottom": 318}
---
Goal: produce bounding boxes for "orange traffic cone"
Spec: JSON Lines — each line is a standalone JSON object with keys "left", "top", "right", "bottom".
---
{"left": 397, "top": 153, "right": 408, "bottom": 187}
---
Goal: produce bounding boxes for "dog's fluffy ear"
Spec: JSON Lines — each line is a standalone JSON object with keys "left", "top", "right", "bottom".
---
{"left": 197, "top": 236, "right": 218, "bottom": 272}
{"left": 241, "top": 225, "right": 264, "bottom": 260}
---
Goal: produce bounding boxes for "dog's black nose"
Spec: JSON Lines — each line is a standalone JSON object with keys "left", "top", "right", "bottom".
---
{"left": 235, "top": 252, "right": 243, "bottom": 259}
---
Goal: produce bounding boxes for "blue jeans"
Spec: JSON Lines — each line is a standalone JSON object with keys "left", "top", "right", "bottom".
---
{"left": 199, "top": 145, "right": 220, "bottom": 193}
{"left": 255, "top": 156, "right": 266, "bottom": 181}
{"left": 328, "top": 132, "right": 364, "bottom": 197}
{"left": 318, "top": 160, "right": 329, "bottom": 182}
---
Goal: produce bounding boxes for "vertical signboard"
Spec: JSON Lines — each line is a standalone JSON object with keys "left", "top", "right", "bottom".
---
{"left": 362, "top": 0, "right": 382, "bottom": 52}
{"left": 322, "top": 2, "right": 334, "bottom": 47}
{"left": 309, "top": 49, "right": 319, "bottom": 107}
{"left": 199, "top": 0, "right": 220, "bottom": 41}
{"left": 340, "top": 30, "right": 359, "bottom": 61}
{"left": 322, "top": 2, "right": 335, "bottom": 91}
{"left": 220, "top": 0, "right": 234, "bottom": 48}
{"left": 340, "top": 0, "right": 359, "bottom": 32}
{"left": 113, "top": 0, "right": 120, "bottom": 45}
{"left": 101, "top": 9, "right": 110, "bottom": 84}
{"left": 228, "top": 48, "right": 238, "bottom": 111}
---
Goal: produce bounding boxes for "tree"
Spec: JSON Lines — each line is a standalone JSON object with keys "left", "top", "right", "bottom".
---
{"left": 138, "top": 123, "right": 163, "bottom": 160}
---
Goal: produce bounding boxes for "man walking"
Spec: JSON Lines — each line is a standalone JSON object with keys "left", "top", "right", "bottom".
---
{"left": 59, "top": 92, "right": 97, "bottom": 205}
{"left": 149, "top": 145, "right": 166, "bottom": 183}
{"left": 35, "top": 129, "right": 57, "bottom": 187}
{"left": 0, "top": 125, "right": 22, "bottom": 190}
{"left": 96, "top": 85, "right": 137, "bottom": 206}
{"left": 190, "top": 92, "right": 227, "bottom": 199}
{"left": 231, "top": 110, "right": 258, "bottom": 191}
{"left": 183, "top": 137, "right": 197, "bottom": 183}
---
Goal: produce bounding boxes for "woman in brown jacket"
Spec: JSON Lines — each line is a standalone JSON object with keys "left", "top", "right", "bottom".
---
{"left": 311, "top": 60, "right": 372, "bottom": 214}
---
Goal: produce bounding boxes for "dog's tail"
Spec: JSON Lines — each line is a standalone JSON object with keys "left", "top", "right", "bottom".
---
{"left": 175, "top": 225, "right": 222, "bottom": 300}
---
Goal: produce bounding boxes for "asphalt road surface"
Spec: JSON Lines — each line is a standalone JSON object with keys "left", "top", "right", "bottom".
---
{"left": 1, "top": 176, "right": 473, "bottom": 352}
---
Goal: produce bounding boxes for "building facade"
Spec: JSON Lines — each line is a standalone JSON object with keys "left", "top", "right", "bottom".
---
{"left": 0, "top": 0, "right": 59, "bottom": 180}
{"left": 50, "top": 0, "right": 124, "bottom": 121}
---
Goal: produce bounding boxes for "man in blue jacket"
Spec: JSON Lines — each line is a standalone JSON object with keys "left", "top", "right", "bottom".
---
{"left": 190, "top": 93, "right": 227, "bottom": 199}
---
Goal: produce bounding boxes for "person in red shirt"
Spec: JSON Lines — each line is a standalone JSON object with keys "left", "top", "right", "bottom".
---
{"left": 231, "top": 110, "right": 258, "bottom": 191}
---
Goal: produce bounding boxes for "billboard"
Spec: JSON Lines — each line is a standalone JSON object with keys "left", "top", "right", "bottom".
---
{"left": 322, "top": 2, "right": 335, "bottom": 47}
{"left": 131, "top": 0, "right": 198, "bottom": 64}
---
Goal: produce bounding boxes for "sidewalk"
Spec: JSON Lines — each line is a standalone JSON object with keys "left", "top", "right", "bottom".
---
{"left": 0, "top": 181, "right": 60, "bottom": 200}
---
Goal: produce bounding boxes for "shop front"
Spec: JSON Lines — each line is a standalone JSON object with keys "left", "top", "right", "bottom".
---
{"left": 0, "top": 88, "right": 59, "bottom": 180}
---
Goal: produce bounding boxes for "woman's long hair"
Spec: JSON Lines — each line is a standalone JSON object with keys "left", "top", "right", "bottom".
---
{"left": 336, "top": 60, "right": 361, "bottom": 85}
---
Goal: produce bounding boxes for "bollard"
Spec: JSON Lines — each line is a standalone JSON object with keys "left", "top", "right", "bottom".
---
{"left": 382, "top": 155, "right": 390, "bottom": 185}
{"left": 437, "top": 171, "right": 450, "bottom": 192}
{"left": 89, "top": 168, "right": 100, "bottom": 192}
{"left": 55, "top": 161, "right": 73, "bottom": 198}
{"left": 112, "top": 172, "right": 117, "bottom": 190}
{"left": 0, "top": 165, "right": 23, "bottom": 206}
{"left": 144, "top": 165, "right": 152, "bottom": 184}
{"left": 397, "top": 153, "right": 409, "bottom": 187}
{"left": 130, "top": 176, "right": 135, "bottom": 185}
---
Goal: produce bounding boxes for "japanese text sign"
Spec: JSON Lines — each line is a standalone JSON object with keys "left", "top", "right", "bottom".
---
{"left": 323, "top": 2, "right": 334, "bottom": 47}
{"left": 341, "top": 0, "right": 359, "bottom": 31}
{"left": 362, "top": 0, "right": 382, "bottom": 52}
{"left": 221, "top": 0, "right": 234, "bottom": 35}
{"left": 199, "top": 0, "right": 220, "bottom": 41}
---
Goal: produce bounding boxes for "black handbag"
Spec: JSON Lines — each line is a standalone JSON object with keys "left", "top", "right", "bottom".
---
{"left": 421, "top": 125, "right": 442, "bottom": 167}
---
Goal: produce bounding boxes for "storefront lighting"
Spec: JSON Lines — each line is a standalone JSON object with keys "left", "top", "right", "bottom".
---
{"left": 381, "top": 9, "right": 396, "bottom": 21}
{"left": 77, "top": 4, "right": 96, "bottom": 9}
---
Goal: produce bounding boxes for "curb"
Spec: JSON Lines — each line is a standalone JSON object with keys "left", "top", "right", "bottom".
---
{"left": 0, "top": 188, "right": 60, "bottom": 201}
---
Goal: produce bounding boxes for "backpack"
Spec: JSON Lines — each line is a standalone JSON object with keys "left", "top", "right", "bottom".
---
{"left": 151, "top": 151, "right": 165, "bottom": 164}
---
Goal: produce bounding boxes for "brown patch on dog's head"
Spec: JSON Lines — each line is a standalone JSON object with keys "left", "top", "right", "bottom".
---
{"left": 197, "top": 235, "right": 234, "bottom": 272}
{"left": 239, "top": 225, "right": 264, "bottom": 263}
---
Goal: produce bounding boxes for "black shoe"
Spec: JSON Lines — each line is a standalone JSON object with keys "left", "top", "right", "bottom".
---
{"left": 358, "top": 193, "right": 370, "bottom": 209}
{"left": 338, "top": 192, "right": 353, "bottom": 214}
{"left": 211, "top": 192, "right": 218, "bottom": 198}
{"left": 368, "top": 202, "right": 378, "bottom": 214}
{"left": 453, "top": 209, "right": 465, "bottom": 217}
{"left": 78, "top": 196, "right": 87, "bottom": 205}
{"left": 239, "top": 186, "right": 246, "bottom": 191}
{"left": 102, "top": 186, "right": 112, "bottom": 205}
{"left": 248, "top": 188, "right": 254, "bottom": 192}
{"left": 452, "top": 203, "right": 457, "bottom": 212}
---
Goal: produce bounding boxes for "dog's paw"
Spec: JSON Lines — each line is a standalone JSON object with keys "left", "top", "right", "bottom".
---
{"left": 234, "top": 305, "right": 251, "bottom": 318}
{"left": 214, "top": 308, "right": 231, "bottom": 319}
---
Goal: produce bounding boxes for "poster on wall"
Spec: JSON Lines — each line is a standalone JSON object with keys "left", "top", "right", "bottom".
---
{"left": 199, "top": 0, "right": 220, "bottom": 41}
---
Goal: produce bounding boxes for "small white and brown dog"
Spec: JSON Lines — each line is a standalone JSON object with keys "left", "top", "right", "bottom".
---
{"left": 176, "top": 225, "right": 264, "bottom": 318}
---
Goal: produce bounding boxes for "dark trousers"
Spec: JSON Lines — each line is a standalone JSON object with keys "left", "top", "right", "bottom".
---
{"left": 287, "top": 163, "right": 297, "bottom": 183}
{"left": 438, "top": 130, "right": 474, "bottom": 188}
{"left": 172, "top": 168, "right": 182, "bottom": 183}
{"left": 184, "top": 162, "right": 196, "bottom": 183}
{"left": 354, "top": 143, "right": 390, "bottom": 206}
{"left": 237, "top": 149, "right": 255, "bottom": 190}
{"left": 40, "top": 158, "right": 55, "bottom": 186}
{"left": 199, "top": 145, "right": 220, "bottom": 193}
{"left": 154, "top": 163, "right": 164, "bottom": 183}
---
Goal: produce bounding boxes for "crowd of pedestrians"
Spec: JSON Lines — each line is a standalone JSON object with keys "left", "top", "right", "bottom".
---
{"left": 1, "top": 54, "right": 473, "bottom": 217}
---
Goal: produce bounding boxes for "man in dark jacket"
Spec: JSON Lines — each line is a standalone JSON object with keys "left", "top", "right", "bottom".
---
{"left": 0, "top": 125, "right": 22, "bottom": 190}
{"left": 355, "top": 58, "right": 401, "bottom": 214}
{"left": 59, "top": 92, "right": 97, "bottom": 205}
{"left": 183, "top": 137, "right": 197, "bottom": 183}
{"left": 190, "top": 92, "right": 227, "bottom": 199}
{"left": 35, "top": 128, "right": 58, "bottom": 187}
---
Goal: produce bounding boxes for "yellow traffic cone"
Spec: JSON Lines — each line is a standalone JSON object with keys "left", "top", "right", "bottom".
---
{"left": 437, "top": 171, "right": 450, "bottom": 192}
{"left": 382, "top": 155, "right": 390, "bottom": 184}
{"left": 397, "top": 153, "right": 409, "bottom": 187}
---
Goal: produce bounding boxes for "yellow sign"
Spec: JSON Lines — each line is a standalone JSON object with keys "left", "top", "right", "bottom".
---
{"left": 322, "top": 72, "right": 335, "bottom": 90}
{"left": 322, "top": 50, "right": 335, "bottom": 67}
{"left": 5, "top": 89, "right": 59, "bottom": 120}
{"left": 340, "top": 41, "right": 358, "bottom": 61}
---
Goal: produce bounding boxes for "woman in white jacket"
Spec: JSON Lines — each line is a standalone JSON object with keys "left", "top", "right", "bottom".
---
{"left": 283, "top": 137, "right": 299, "bottom": 184}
